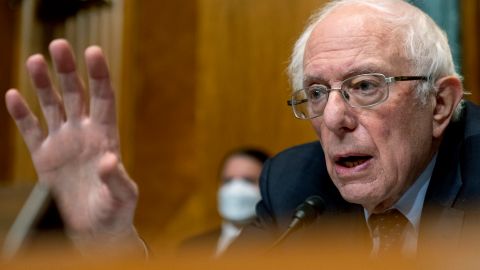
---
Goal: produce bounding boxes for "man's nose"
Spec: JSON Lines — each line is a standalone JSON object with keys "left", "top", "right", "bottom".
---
{"left": 321, "top": 91, "right": 358, "bottom": 135}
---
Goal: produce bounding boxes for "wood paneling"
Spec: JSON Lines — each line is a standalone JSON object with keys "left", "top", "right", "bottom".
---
{"left": 0, "top": 2, "right": 17, "bottom": 182}
{"left": 127, "top": 0, "right": 198, "bottom": 248}
{"left": 461, "top": 0, "right": 480, "bottom": 103}
{"left": 129, "top": 0, "right": 327, "bottom": 249}
{"left": 185, "top": 0, "right": 323, "bottom": 244}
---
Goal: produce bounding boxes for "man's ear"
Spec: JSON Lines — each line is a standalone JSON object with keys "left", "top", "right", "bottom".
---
{"left": 432, "top": 76, "right": 463, "bottom": 138}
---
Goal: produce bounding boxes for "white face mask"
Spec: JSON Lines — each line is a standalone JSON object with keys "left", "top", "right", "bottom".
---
{"left": 217, "top": 178, "right": 261, "bottom": 223}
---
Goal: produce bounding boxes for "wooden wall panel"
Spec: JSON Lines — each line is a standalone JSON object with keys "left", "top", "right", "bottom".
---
{"left": 140, "top": 0, "right": 329, "bottom": 249}
{"left": 0, "top": 2, "right": 17, "bottom": 182}
{"left": 461, "top": 0, "right": 480, "bottom": 104}
{"left": 126, "top": 0, "right": 198, "bottom": 249}
{"left": 189, "top": 0, "right": 326, "bottom": 242}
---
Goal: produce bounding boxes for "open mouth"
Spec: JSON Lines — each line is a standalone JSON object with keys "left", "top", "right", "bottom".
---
{"left": 335, "top": 155, "right": 372, "bottom": 168}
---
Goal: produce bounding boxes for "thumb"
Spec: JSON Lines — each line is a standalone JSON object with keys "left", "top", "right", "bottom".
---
{"left": 98, "top": 152, "right": 138, "bottom": 203}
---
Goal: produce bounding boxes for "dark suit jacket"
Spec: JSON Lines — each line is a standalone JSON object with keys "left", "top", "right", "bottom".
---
{"left": 235, "top": 101, "right": 480, "bottom": 256}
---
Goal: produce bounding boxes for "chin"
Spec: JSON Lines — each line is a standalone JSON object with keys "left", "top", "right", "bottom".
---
{"left": 335, "top": 180, "right": 387, "bottom": 209}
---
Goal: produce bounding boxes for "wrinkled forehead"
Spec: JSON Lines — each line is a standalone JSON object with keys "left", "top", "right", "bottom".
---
{"left": 304, "top": 5, "right": 410, "bottom": 81}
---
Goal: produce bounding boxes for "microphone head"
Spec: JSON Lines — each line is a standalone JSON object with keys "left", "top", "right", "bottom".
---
{"left": 293, "top": 195, "right": 325, "bottom": 225}
{"left": 304, "top": 195, "right": 326, "bottom": 214}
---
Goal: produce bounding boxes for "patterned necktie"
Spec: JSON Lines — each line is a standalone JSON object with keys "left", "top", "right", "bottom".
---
{"left": 368, "top": 209, "right": 409, "bottom": 255}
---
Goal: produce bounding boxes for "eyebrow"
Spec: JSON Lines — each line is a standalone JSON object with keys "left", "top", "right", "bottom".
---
{"left": 303, "top": 64, "right": 388, "bottom": 87}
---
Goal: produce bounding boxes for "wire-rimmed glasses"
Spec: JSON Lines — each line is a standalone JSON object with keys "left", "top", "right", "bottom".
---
{"left": 287, "top": 73, "right": 428, "bottom": 119}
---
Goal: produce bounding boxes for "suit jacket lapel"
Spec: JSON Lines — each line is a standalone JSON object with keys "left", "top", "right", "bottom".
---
{"left": 419, "top": 113, "right": 465, "bottom": 253}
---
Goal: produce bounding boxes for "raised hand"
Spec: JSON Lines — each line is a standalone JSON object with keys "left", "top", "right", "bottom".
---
{"left": 5, "top": 39, "right": 141, "bottom": 253}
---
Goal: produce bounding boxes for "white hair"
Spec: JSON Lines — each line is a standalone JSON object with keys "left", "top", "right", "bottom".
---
{"left": 287, "top": 0, "right": 464, "bottom": 119}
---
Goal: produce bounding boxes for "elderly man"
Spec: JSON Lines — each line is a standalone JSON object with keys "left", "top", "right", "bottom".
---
{"left": 247, "top": 0, "right": 480, "bottom": 257}
{"left": 4, "top": 0, "right": 480, "bottom": 258}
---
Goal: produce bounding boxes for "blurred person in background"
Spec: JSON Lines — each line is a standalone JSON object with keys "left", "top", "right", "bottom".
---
{"left": 180, "top": 148, "right": 269, "bottom": 257}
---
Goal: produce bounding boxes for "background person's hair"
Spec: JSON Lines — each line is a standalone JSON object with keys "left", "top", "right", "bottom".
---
{"left": 223, "top": 148, "right": 270, "bottom": 165}
{"left": 288, "top": 0, "right": 465, "bottom": 119}
{"left": 218, "top": 148, "right": 270, "bottom": 179}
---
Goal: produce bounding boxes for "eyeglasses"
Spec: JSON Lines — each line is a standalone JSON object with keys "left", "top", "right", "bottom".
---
{"left": 287, "top": 73, "right": 428, "bottom": 119}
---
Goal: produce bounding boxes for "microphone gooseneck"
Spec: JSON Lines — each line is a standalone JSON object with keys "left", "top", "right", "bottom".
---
{"left": 267, "top": 195, "right": 325, "bottom": 252}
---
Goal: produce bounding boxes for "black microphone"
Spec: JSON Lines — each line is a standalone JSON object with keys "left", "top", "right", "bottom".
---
{"left": 267, "top": 195, "right": 325, "bottom": 252}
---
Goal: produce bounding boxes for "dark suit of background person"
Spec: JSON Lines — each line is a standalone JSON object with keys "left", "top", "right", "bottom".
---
{"left": 233, "top": 101, "right": 480, "bottom": 256}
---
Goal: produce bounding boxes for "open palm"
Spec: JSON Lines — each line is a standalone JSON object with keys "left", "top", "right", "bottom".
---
{"left": 5, "top": 40, "right": 138, "bottom": 248}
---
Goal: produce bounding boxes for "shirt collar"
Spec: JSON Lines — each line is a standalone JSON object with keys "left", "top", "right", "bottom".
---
{"left": 221, "top": 221, "right": 242, "bottom": 239}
